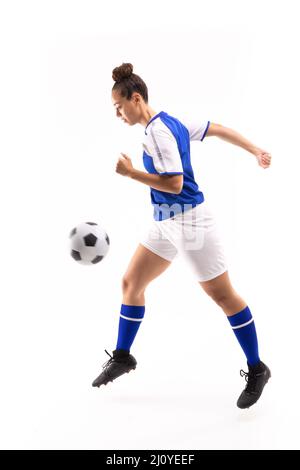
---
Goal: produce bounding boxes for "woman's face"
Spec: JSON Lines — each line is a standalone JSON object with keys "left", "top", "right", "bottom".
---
{"left": 111, "top": 91, "right": 140, "bottom": 125}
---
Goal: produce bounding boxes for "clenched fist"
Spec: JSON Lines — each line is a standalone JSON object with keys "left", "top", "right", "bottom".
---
{"left": 115, "top": 153, "right": 134, "bottom": 176}
{"left": 254, "top": 149, "right": 272, "bottom": 169}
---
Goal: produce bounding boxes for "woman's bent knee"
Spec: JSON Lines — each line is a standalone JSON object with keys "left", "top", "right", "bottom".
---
{"left": 122, "top": 275, "right": 145, "bottom": 297}
{"left": 213, "top": 294, "right": 232, "bottom": 309}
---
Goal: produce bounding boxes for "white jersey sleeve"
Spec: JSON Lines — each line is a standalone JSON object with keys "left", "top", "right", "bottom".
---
{"left": 148, "top": 122, "right": 183, "bottom": 175}
{"left": 181, "top": 118, "right": 210, "bottom": 141}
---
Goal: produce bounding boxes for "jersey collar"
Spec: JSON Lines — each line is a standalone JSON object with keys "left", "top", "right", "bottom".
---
{"left": 144, "top": 111, "right": 164, "bottom": 135}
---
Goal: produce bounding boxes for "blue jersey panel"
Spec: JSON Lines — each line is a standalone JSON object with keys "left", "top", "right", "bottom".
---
{"left": 142, "top": 112, "right": 205, "bottom": 221}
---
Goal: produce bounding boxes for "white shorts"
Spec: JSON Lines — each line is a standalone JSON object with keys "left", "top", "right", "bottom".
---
{"left": 140, "top": 201, "right": 228, "bottom": 282}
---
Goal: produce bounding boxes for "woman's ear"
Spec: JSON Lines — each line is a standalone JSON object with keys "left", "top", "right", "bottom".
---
{"left": 132, "top": 93, "right": 141, "bottom": 105}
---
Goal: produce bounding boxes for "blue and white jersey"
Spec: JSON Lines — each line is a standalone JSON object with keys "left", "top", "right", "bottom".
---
{"left": 142, "top": 111, "right": 210, "bottom": 221}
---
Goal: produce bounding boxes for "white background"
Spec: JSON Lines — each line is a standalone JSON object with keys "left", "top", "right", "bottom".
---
{"left": 0, "top": 0, "right": 299, "bottom": 450}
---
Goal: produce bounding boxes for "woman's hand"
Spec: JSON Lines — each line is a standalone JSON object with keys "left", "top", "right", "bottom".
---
{"left": 116, "top": 153, "right": 134, "bottom": 176}
{"left": 254, "top": 149, "right": 272, "bottom": 169}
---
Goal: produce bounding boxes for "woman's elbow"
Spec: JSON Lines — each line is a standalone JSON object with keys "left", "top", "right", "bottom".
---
{"left": 161, "top": 174, "right": 183, "bottom": 194}
{"left": 172, "top": 175, "right": 183, "bottom": 194}
{"left": 174, "top": 184, "right": 183, "bottom": 194}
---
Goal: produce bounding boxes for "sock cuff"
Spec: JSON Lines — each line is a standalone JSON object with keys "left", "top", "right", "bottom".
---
{"left": 120, "top": 304, "right": 145, "bottom": 320}
{"left": 227, "top": 306, "right": 252, "bottom": 328}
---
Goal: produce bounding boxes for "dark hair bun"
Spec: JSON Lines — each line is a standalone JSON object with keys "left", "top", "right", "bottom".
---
{"left": 112, "top": 63, "right": 133, "bottom": 82}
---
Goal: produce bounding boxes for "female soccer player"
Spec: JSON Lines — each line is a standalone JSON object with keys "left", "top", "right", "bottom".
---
{"left": 92, "top": 63, "right": 272, "bottom": 409}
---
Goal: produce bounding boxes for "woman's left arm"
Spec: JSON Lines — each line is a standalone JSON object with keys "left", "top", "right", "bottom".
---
{"left": 206, "top": 123, "right": 272, "bottom": 169}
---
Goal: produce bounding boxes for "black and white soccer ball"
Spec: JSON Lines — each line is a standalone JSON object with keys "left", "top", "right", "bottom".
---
{"left": 69, "top": 222, "right": 110, "bottom": 265}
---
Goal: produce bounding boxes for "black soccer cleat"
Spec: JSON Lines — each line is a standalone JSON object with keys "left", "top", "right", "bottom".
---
{"left": 237, "top": 360, "right": 271, "bottom": 409}
{"left": 92, "top": 349, "right": 137, "bottom": 388}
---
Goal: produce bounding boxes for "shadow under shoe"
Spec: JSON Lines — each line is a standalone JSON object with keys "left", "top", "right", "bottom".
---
{"left": 237, "top": 360, "right": 271, "bottom": 409}
{"left": 92, "top": 349, "right": 137, "bottom": 388}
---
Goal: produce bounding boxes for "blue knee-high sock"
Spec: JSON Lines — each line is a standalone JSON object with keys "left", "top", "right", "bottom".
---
{"left": 116, "top": 304, "right": 145, "bottom": 352}
{"left": 227, "top": 306, "right": 260, "bottom": 366}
